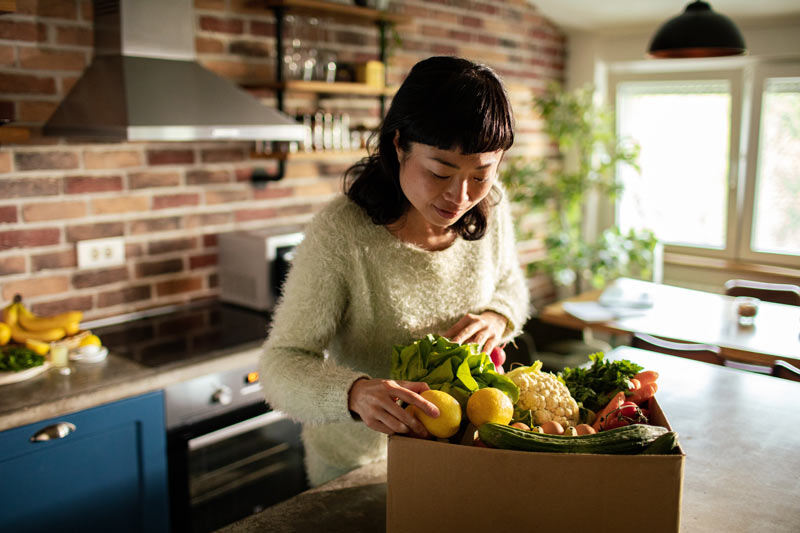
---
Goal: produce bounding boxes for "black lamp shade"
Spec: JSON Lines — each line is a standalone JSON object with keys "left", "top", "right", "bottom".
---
{"left": 648, "top": 1, "right": 747, "bottom": 58}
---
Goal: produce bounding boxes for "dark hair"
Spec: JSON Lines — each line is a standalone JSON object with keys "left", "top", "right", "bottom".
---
{"left": 344, "top": 56, "right": 514, "bottom": 240}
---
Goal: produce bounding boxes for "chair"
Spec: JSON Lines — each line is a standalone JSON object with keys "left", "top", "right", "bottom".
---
{"left": 772, "top": 360, "right": 800, "bottom": 382}
{"left": 631, "top": 332, "right": 725, "bottom": 365}
{"left": 724, "top": 279, "right": 800, "bottom": 306}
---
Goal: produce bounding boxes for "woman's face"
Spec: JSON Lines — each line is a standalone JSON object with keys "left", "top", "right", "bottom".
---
{"left": 394, "top": 139, "right": 503, "bottom": 233}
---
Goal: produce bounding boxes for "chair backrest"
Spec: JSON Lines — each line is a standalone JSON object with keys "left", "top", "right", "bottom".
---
{"left": 631, "top": 332, "right": 725, "bottom": 365}
{"left": 772, "top": 360, "right": 800, "bottom": 382}
{"left": 724, "top": 279, "right": 800, "bottom": 306}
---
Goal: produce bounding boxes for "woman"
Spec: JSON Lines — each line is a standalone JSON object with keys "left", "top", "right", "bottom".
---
{"left": 261, "top": 56, "right": 530, "bottom": 486}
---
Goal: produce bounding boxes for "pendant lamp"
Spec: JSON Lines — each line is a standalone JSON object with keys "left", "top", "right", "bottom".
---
{"left": 648, "top": 1, "right": 747, "bottom": 58}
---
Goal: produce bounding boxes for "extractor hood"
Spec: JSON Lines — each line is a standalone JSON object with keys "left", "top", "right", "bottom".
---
{"left": 44, "top": 0, "right": 304, "bottom": 143}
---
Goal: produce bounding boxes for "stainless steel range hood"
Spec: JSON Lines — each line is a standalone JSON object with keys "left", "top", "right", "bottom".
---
{"left": 44, "top": 0, "right": 304, "bottom": 143}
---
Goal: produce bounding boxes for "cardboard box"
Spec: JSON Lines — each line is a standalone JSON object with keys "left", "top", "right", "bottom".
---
{"left": 387, "top": 398, "right": 684, "bottom": 533}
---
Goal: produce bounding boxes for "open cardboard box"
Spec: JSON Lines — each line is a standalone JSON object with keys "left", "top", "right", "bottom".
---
{"left": 387, "top": 397, "right": 684, "bottom": 533}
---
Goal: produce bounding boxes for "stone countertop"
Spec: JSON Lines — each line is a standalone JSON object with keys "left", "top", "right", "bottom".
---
{"left": 0, "top": 301, "right": 270, "bottom": 432}
{"left": 218, "top": 460, "right": 387, "bottom": 533}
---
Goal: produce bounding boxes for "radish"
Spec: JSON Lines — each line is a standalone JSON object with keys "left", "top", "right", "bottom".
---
{"left": 490, "top": 346, "right": 506, "bottom": 373}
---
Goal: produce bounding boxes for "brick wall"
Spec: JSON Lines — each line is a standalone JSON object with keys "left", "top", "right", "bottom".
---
{"left": 0, "top": 0, "right": 565, "bottom": 319}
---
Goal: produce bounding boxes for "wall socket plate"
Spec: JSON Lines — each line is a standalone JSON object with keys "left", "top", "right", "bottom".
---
{"left": 77, "top": 237, "right": 126, "bottom": 269}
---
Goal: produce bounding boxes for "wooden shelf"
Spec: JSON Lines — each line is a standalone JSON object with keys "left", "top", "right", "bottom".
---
{"left": 264, "top": 0, "right": 411, "bottom": 25}
{"left": 0, "top": 126, "right": 30, "bottom": 143}
{"left": 250, "top": 149, "right": 368, "bottom": 161}
{"left": 245, "top": 80, "right": 396, "bottom": 96}
{"left": 0, "top": 0, "right": 16, "bottom": 13}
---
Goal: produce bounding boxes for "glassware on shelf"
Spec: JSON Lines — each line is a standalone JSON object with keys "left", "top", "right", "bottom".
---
{"left": 50, "top": 343, "right": 70, "bottom": 375}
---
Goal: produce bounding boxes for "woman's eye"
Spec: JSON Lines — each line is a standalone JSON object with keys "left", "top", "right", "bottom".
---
{"left": 430, "top": 171, "right": 449, "bottom": 180}
{"left": 472, "top": 176, "right": 487, "bottom": 183}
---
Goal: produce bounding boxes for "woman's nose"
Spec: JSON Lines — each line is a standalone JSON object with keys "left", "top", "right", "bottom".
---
{"left": 443, "top": 177, "right": 469, "bottom": 204}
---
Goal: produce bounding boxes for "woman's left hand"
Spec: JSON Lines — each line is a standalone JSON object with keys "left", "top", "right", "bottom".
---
{"left": 442, "top": 311, "right": 507, "bottom": 355}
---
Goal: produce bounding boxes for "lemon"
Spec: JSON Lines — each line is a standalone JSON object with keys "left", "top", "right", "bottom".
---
{"left": 0, "top": 322, "right": 10, "bottom": 346}
{"left": 412, "top": 389, "right": 462, "bottom": 439}
{"left": 466, "top": 387, "right": 514, "bottom": 427}
{"left": 80, "top": 334, "right": 102, "bottom": 347}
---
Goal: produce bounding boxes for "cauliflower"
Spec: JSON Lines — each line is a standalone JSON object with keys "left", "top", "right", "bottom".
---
{"left": 507, "top": 365, "right": 579, "bottom": 427}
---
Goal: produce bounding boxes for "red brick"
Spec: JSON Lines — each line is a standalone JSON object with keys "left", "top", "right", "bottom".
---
{"left": 128, "top": 170, "right": 181, "bottom": 189}
{"left": 253, "top": 186, "right": 293, "bottom": 200}
{"left": 97, "top": 284, "right": 152, "bottom": 307}
{"left": 205, "top": 189, "right": 248, "bottom": 204}
{"left": 0, "top": 205, "right": 17, "bottom": 222}
{"left": 61, "top": 75, "right": 80, "bottom": 93}
{"left": 186, "top": 169, "right": 232, "bottom": 184}
{"left": 31, "top": 249, "right": 77, "bottom": 271}
{"left": 18, "top": 100, "right": 58, "bottom": 122}
{"left": 14, "top": 0, "right": 78, "bottom": 19}
{"left": 195, "top": 36, "right": 225, "bottom": 54}
{"left": 56, "top": 25, "right": 93, "bottom": 46}
{"left": 152, "top": 193, "right": 200, "bottom": 210}
{"left": 228, "top": 40, "right": 270, "bottom": 58}
{"left": 195, "top": 0, "right": 226, "bottom": 9}
{"left": 0, "top": 275, "right": 69, "bottom": 301}
{"left": 0, "top": 44, "right": 13, "bottom": 67}
{"left": 136, "top": 258, "right": 184, "bottom": 277}
{"left": 18, "top": 47, "right": 87, "bottom": 71}
{"left": 199, "top": 16, "right": 244, "bottom": 34}
{"left": 249, "top": 20, "right": 274, "bottom": 37}
{"left": 30, "top": 295, "right": 93, "bottom": 316}
{"left": 23, "top": 200, "right": 86, "bottom": 222}
{"left": 0, "top": 256, "right": 26, "bottom": 275}
{"left": 0, "top": 228, "right": 60, "bottom": 251}
{"left": 184, "top": 212, "right": 231, "bottom": 228}
{"left": 92, "top": 195, "right": 149, "bottom": 215}
{"left": 0, "top": 20, "right": 47, "bottom": 42}
{"left": 203, "top": 234, "right": 217, "bottom": 247}
{"left": 80, "top": 0, "right": 92, "bottom": 21}
{"left": 84, "top": 149, "right": 142, "bottom": 169}
{"left": 156, "top": 276, "right": 203, "bottom": 297}
{"left": 0, "top": 152, "right": 11, "bottom": 174}
{"left": 72, "top": 266, "right": 129, "bottom": 289}
{"left": 235, "top": 204, "right": 312, "bottom": 222}
{"left": 0, "top": 177, "right": 60, "bottom": 198}
{"left": 1, "top": 72, "right": 57, "bottom": 95}
{"left": 64, "top": 174, "right": 124, "bottom": 194}
{"left": 148, "top": 237, "right": 197, "bottom": 255}
{"left": 129, "top": 217, "right": 181, "bottom": 235}
{"left": 146, "top": 149, "right": 194, "bottom": 166}
{"left": 15, "top": 151, "right": 78, "bottom": 170}
{"left": 190, "top": 253, "right": 217, "bottom": 269}
{"left": 65, "top": 222, "right": 124, "bottom": 242}
{"left": 125, "top": 242, "right": 144, "bottom": 259}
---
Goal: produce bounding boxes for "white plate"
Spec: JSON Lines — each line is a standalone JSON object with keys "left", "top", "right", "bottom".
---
{"left": 0, "top": 361, "right": 51, "bottom": 386}
{"left": 70, "top": 346, "right": 108, "bottom": 363}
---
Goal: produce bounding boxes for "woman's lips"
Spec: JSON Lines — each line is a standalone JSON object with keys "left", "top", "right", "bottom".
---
{"left": 434, "top": 206, "right": 460, "bottom": 219}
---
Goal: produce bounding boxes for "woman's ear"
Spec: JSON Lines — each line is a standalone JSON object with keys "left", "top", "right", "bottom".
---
{"left": 393, "top": 130, "right": 403, "bottom": 162}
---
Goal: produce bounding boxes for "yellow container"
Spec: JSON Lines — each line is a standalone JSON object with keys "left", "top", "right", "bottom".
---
{"left": 355, "top": 60, "right": 385, "bottom": 88}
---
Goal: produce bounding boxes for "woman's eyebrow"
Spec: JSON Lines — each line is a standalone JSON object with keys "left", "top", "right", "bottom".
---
{"left": 429, "top": 156, "right": 496, "bottom": 170}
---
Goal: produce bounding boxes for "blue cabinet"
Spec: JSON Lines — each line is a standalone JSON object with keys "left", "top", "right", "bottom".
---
{"left": 0, "top": 391, "right": 169, "bottom": 533}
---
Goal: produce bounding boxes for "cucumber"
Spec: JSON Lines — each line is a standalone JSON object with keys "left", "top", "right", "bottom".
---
{"left": 478, "top": 423, "right": 668, "bottom": 455}
{"left": 638, "top": 431, "right": 680, "bottom": 455}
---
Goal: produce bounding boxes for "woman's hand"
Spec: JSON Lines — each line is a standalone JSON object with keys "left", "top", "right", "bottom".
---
{"left": 348, "top": 378, "right": 439, "bottom": 437}
{"left": 443, "top": 311, "right": 508, "bottom": 355}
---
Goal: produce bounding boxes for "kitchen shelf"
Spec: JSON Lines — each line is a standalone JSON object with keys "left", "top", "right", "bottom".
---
{"left": 264, "top": 0, "right": 411, "bottom": 25}
{"left": 250, "top": 148, "right": 367, "bottom": 161}
{"left": 246, "top": 80, "right": 396, "bottom": 96}
{"left": 0, "top": 126, "right": 30, "bottom": 143}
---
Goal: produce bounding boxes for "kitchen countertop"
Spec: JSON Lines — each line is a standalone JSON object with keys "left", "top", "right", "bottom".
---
{"left": 0, "top": 302, "right": 269, "bottom": 432}
{"left": 219, "top": 346, "right": 800, "bottom": 533}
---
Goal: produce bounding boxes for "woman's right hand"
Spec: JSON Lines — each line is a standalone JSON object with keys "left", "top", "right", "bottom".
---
{"left": 348, "top": 378, "right": 439, "bottom": 437}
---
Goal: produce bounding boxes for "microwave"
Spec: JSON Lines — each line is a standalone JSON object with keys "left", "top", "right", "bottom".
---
{"left": 218, "top": 230, "right": 304, "bottom": 311}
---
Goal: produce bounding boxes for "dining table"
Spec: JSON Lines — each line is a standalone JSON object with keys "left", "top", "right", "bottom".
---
{"left": 538, "top": 277, "right": 800, "bottom": 366}
{"left": 219, "top": 346, "right": 800, "bottom": 533}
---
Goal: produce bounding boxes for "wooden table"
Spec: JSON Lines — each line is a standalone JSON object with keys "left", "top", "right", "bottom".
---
{"left": 539, "top": 277, "right": 800, "bottom": 366}
{"left": 220, "top": 346, "right": 800, "bottom": 533}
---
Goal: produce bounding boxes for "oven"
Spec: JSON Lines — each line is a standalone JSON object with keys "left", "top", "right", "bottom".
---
{"left": 165, "top": 364, "right": 308, "bottom": 532}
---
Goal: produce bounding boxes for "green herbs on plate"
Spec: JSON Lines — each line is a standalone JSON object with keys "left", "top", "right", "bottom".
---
{"left": 0, "top": 346, "right": 45, "bottom": 372}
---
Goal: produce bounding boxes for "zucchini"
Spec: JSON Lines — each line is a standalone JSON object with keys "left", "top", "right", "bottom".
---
{"left": 638, "top": 431, "right": 680, "bottom": 455}
{"left": 478, "top": 423, "right": 668, "bottom": 455}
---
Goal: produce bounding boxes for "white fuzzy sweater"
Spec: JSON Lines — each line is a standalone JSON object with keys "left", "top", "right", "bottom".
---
{"left": 260, "top": 191, "right": 529, "bottom": 486}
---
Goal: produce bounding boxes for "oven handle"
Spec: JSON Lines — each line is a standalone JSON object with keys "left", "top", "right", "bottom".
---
{"left": 188, "top": 410, "right": 291, "bottom": 451}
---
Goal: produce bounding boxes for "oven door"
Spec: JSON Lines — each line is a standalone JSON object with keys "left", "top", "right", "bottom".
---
{"left": 168, "top": 404, "right": 308, "bottom": 533}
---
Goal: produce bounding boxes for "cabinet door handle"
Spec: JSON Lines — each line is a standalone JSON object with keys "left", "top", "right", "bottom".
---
{"left": 30, "top": 422, "right": 76, "bottom": 442}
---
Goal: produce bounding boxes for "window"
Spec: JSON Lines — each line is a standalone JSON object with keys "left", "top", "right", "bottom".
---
{"left": 611, "top": 64, "right": 800, "bottom": 269}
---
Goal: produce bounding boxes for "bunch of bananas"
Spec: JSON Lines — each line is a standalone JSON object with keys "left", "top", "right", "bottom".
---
{"left": 0, "top": 295, "right": 83, "bottom": 354}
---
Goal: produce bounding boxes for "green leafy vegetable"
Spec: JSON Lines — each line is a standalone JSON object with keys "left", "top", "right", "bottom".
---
{"left": 391, "top": 334, "right": 519, "bottom": 406}
{"left": 0, "top": 346, "right": 45, "bottom": 372}
{"left": 559, "top": 352, "right": 643, "bottom": 413}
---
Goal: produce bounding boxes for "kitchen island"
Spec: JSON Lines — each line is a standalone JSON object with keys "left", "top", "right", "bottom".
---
{"left": 219, "top": 346, "right": 800, "bottom": 533}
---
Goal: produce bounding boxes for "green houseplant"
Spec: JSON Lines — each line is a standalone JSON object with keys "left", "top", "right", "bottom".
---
{"left": 502, "top": 83, "right": 658, "bottom": 295}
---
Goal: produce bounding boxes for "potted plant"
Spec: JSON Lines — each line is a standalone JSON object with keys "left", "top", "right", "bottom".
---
{"left": 501, "top": 83, "right": 658, "bottom": 296}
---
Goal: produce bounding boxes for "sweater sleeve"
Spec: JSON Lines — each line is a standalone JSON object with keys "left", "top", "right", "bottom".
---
{"left": 483, "top": 191, "right": 531, "bottom": 342}
{"left": 260, "top": 207, "right": 366, "bottom": 426}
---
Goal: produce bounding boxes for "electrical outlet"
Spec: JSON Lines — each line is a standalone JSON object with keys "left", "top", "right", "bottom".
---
{"left": 77, "top": 237, "right": 126, "bottom": 269}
